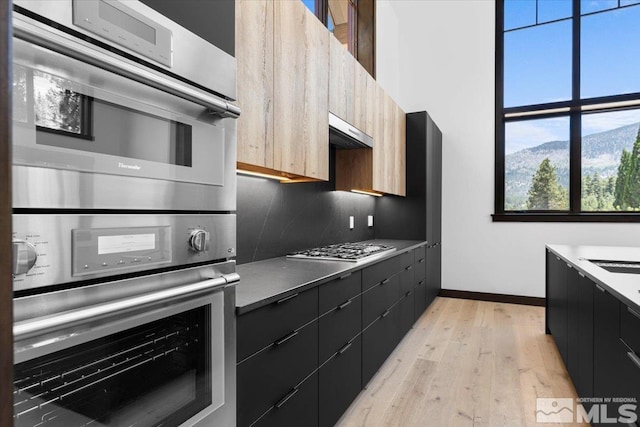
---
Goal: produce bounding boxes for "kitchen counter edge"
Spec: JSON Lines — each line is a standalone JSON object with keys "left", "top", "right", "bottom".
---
{"left": 235, "top": 239, "right": 427, "bottom": 315}
{"left": 546, "top": 244, "right": 640, "bottom": 311}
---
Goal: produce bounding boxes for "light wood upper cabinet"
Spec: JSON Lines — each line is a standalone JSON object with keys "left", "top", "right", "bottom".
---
{"left": 329, "top": 35, "right": 355, "bottom": 125}
{"left": 336, "top": 88, "right": 406, "bottom": 196}
{"left": 236, "top": 0, "right": 274, "bottom": 171}
{"left": 273, "top": 0, "right": 329, "bottom": 181}
{"left": 236, "top": 0, "right": 329, "bottom": 181}
{"left": 353, "top": 63, "right": 376, "bottom": 138}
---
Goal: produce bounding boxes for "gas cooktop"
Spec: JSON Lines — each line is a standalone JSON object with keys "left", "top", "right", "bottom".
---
{"left": 287, "top": 242, "right": 396, "bottom": 262}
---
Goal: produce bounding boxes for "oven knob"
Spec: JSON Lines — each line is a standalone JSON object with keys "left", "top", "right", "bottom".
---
{"left": 12, "top": 240, "right": 38, "bottom": 275}
{"left": 189, "top": 230, "right": 210, "bottom": 252}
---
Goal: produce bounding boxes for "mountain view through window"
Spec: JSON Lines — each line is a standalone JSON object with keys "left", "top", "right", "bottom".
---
{"left": 498, "top": 0, "right": 640, "bottom": 216}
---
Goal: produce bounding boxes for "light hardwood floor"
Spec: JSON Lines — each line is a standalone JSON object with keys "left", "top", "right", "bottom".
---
{"left": 336, "top": 297, "right": 587, "bottom": 427}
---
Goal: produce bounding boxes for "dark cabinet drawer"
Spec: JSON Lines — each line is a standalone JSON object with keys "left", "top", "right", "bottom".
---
{"left": 238, "top": 287, "right": 318, "bottom": 361}
{"left": 415, "top": 245, "right": 426, "bottom": 264}
{"left": 414, "top": 278, "right": 427, "bottom": 321}
{"left": 415, "top": 254, "right": 426, "bottom": 281}
{"left": 362, "top": 305, "right": 400, "bottom": 386}
{"left": 319, "top": 271, "right": 361, "bottom": 315}
{"left": 399, "top": 266, "right": 414, "bottom": 295}
{"left": 399, "top": 250, "right": 414, "bottom": 269}
{"left": 593, "top": 284, "right": 621, "bottom": 403}
{"left": 252, "top": 371, "right": 319, "bottom": 427}
{"left": 363, "top": 256, "right": 400, "bottom": 291}
{"left": 319, "top": 335, "right": 362, "bottom": 427}
{"left": 399, "top": 290, "right": 414, "bottom": 337}
{"left": 319, "top": 294, "right": 362, "bottom": 364}
{"left": 619, "top": 340, "right": 640, "bottom": 410}
{"left": 362, "top": 274, "right": 400, "bottom": 327}
{"left": 237, "top": 320, "right": 319, "bottom": 427}
{"left": 621, "top": 304, "right": 640, "bottom": 355}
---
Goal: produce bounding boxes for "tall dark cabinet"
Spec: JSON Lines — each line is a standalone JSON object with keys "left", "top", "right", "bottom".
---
{"left": 375, "top": 111, "right": 442, "bottom": 305}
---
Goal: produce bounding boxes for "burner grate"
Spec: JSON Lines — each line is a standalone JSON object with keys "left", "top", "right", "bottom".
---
{"left": 287, "top": 242, "right": 395, "bottom": 262}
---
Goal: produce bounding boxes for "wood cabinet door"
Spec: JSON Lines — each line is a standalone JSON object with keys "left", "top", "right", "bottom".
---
{"left": 236, "top": 0, "right": 274, "bottom": 169}
{"left": 329, "top": 35, "right": 355, "bottom": 124}
{"left": 395, "top": 101, "right": 407, "bottom": 196}
{"left": 373, "top": 89, "right": 406, "bottom": 196}
{"left": 353, "top": 63, "right": 375, "bottom": 136}
{"left": 274, "top": 0, "right": 329, "bottom": 180}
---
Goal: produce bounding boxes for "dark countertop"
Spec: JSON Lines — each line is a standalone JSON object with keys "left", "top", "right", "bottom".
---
{"left": 547, "top": 244, "right": 640, "bottom": 310}
{"left": 235, "top": 239, "right": 426, "bottom": 314}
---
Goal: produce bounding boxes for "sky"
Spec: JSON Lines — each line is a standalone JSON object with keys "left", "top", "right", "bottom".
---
{"left": 504, "top": 0, "right": 640, "bottom": 154}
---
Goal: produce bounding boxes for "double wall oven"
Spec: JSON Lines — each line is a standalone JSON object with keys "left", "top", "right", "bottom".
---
{"left": 11, "top": 1, "right": 239, "bottom": 426}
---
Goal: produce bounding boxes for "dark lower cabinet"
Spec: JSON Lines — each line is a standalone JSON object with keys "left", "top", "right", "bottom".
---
{"left": 618, "top": 339, "right": 640, "bottom": 426}
{"left": 566, "top": 266, "right": 580, "bottom": 382}
{"left": 253, "top": 372, "right": 319, "bottom": 427}
{"left": 414, "top": 278, "right": 427, "bottom": 322}
{"left": 362, "top": 274, "right": 400, "bottom": 327}
{"left": 362, "top": 305, "right": 400, "bottom": 385}
{"left": 399, "top": 290, "right": 414, "bottom": 337}
{"left": 576, "top": 273, "right": 594, "bottom": 401}
{"left": 546, "top": 250, "right": 568, "bottom": 364}
{"left": 237, "top": 320, "right": 318, "bottom": 427}
{"left": 319, "top": 294, "right": 362, "bottom": 364}
{"left": 238, "top": 245, "right": 433, "bottom": 427}
{"left": 400, "top": 265, "right": 415, "bottom": 295}
{"left": 593, "top": 284, "right": 621, "bottom": 400}
{"left": 319, "top": 335, "right": 362, "bottom": 427}
{"left": 425, "top": 245, "right": 440, "bottom": 306}
{"left": 547, "top": 248, "right": 640, "bottom": 427}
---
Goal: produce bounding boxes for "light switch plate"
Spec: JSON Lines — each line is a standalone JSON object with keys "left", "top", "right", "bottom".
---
{"left": 368, "top": 215, "right": 374, "bottom": 227}
{"left": 349, "top": 216, "right": 354, "bottom": 229}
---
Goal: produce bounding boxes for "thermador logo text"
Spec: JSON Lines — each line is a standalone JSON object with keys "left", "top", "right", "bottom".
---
{"left": 118, "top": 162, "right": 141, "bottom": 170}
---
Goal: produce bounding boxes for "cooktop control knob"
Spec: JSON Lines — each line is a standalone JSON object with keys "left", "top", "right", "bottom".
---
{"left": 12, "top": 240, "right": 38, "bottom": 275}
{"left": 189, "top": 229, "right": 210, "bottom": 253}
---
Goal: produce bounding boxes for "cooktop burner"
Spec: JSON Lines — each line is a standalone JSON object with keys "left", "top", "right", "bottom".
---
{"left": 287, "top": 242, "right": 396, "bottom": 262}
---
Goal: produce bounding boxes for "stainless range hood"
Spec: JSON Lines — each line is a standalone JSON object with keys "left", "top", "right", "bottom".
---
{"left": 329, "top": 112, "right": 373, "bottom": 149}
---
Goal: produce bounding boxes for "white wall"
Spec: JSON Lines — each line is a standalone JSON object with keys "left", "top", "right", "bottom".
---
{"left": 377, "top": 0, "right": 640, "bottom": 298}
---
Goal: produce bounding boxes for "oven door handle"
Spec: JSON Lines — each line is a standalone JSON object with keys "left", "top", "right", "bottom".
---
{"left": 13, "top": 16, "right": 241, "bottom": 119}
{"left": 14, "top": 275, "right": 235, "bottom": 340}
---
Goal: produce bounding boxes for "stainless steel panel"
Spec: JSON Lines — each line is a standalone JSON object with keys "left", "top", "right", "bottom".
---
{"left": 14, "top": 0, "right": 237, "bottom": 101}
{"left": 12, "top": 36, "right": 227, "bottom": 186}
{"left": 12, "top": 214, "right": 236, "bottom": 291}
{"left": 13, "top": 263, "right": 235, "bottom": 423}
{"left": 73, "top": 0, "right": 173, "bottom": 68}
{"left": 329, "top": 112, "right": 373, "bottom": 148}
{"left": 12, "top": 117, "right": 236, "bottom": 210}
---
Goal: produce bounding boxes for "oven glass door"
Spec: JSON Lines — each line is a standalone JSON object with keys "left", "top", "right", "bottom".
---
{"left": 12, "top": 37, "right": 225, "bottom": 186}
{"left": 13, "top": 290, "right": 225, "bottom": 427}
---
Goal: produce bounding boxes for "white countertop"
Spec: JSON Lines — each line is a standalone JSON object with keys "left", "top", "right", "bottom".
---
{"left": 547, "top": 244, "right": 640, "bottom": 309}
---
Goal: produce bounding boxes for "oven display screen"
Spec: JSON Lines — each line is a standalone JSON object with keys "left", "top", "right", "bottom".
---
{"left": 98, "top": 233, "right": 156, "bottom": 255}
{"left": 98, "top": 0, "right": 156, "bottom": 44}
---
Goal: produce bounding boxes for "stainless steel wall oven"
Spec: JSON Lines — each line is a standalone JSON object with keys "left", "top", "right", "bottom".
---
{"left": 11, "top": 1, "right": 239, "bottom": 426}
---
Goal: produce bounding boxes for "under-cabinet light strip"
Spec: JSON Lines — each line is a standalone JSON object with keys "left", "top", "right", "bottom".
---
{"left": 351, "top": 189, "right": 383, "bottom": 197}
{"left": 236, "top": 169, "right": 291, "bottom": 181}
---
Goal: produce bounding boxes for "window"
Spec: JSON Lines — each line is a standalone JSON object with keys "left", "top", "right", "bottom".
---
{"left": 495, "top": 0, "right": 640, "bottom": 221}
{"left": 301, "top": 0, "right": 375, "bottom": 77}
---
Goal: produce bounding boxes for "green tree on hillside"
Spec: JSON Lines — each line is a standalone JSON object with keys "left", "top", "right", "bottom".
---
{"left": 582, "top": 172, "right": 615, "bottom": 211}
{"left": 614, "top": 127, "right": 640, "bottom": 210}
{"left": 526, "top": 158, "right": 568, "bottom": 210}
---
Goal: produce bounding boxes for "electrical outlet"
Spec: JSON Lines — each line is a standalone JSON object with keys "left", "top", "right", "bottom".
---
{"left": 349, "top": 216, "right": 354, "bottom": 229}
{"left": 368, "top": 215, "right": 374, "bottom": 227}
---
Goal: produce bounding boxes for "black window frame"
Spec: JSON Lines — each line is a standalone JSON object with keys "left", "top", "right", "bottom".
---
{"left": 494, "top": 0, "right": 640, "bottom": 222}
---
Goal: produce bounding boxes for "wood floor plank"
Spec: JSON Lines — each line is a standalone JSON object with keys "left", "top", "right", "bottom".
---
{"left": 337, "top": 298, "right": 582, "bottom": 427}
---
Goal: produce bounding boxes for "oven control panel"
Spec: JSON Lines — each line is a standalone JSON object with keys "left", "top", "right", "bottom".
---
{"left": 72, "top": 226, "right": 172, "bottom": 276}
{"left": 11, "top": 214, "right": 236, "bottom": 293}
